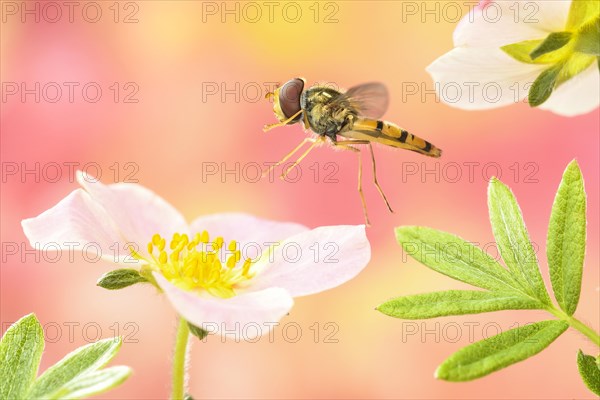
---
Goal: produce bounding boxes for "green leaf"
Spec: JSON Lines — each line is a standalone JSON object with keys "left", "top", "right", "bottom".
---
{"left": 487, "top": 178, "right": 550, "bottom": 303}
{"left": 436, "top": 320, "right": 568, "bottom": 381}
{"left": 577, "top": 350, "right": 600, "bottom": 396}
{"left": 530, "top": 32, "right": 573, "bottom": 60}
{"left": 528, "top": 63, "right": 564, "bottom": 107}
{"left": 575, "top": 16, "right": 600, "bottom": 56}
{"left": 28, "top": 338, "right": 124, "bottom": 398}
{"left": 377, "top": 290, "right": 542, "bottom": 319}
{"left": 188, "top": 322, "right": 209, "bottom": 341}
{"left": 97, "top": 269, "right": 148, "bottom": 290}
{"left": 502, "top": 39, "right": 571, "bottom": 65}
{"left": 395, "top": 226, "right": 524, "bottom": 293}
{"left": 567, "top": 0, "right": 600, "bottom": 30}
{"left": 502, "top": 40, "right": 544, "bottom": 64}
{"left": 0, "top": 314, "right": 44, "bottom": 399}
{"left": 547, "top": 160, "right": 586, "bottom": 316}
{"left": 46, "top": 366, "right": 131, "bottom": 399}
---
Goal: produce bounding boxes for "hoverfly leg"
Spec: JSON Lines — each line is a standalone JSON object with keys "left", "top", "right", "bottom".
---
{"left": 262, "top": 109, "right": 303, "bottom": 132}
{"left": 262, "top": 137, "right": 316, "bottom": 178}
{"left": 367, "top": 142, "right": 394, "bottom": 213}
{"left": 332, "top": 141, "right": 371, "bottom": 227}
{"left": 281, "top": 136, "right": 324, "bottom": 179}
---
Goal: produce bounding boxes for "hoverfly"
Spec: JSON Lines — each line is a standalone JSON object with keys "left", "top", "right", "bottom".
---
{"left": 264, "top": 78, "right": 442, "bottom": 225}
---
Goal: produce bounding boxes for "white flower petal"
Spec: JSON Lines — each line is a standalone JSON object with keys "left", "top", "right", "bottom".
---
{"left": 538, "top": 63, "right": 600, "bottom": 116}
{"left": 21, "top": 189, "right": 132, "bottom": 262}
{"left": 189, "top": 213, "right": 309, "bottom": 254}
{"left": 454, "top": 0, "right": 571, "bottom": 48}
{"left": 154, "top": 273, "right": 294, "bottom": 339}
{"left": 76, "top": 171, "right": 188, "bottom": 247}
{"left": 251, "top": 225, "right": 370, "bottom": 297}
{"left": 426, "top": 47, "right": 545, "bottom": 110}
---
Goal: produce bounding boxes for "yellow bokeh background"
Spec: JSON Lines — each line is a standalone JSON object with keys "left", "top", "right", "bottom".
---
{"left": 1, "top": 1, "right": 598, "bottom": 399}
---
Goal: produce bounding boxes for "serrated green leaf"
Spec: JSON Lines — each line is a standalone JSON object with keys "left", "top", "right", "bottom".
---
{"left": 97, "top": 269, "right": 148, "bottom": 290}
{"left": 0, "top": 314, "right": 44, "bottom": 399}
{"left": 436, "top": 320, "right": 568, "bottom": 381}
{"left": 47, "top": 366, "right": 131, "bottom": 400}
{"left": 395, "top": 226, "right": 524, "bottom": 293}
{"left": 487, "top": 179, "right": 550, "bottom": 303}
{"left": 528, "top": 63, "right": 564, "bottom": 107}
{"left": 377, "top": 290, "right": 542, "bottom": 319}
{"left": 188, "top": 322, "right": 209, "bottom": 341}
{"left": 577, "top": 350, "right": 600, "bottom": 396}
{"left": 28, "top": 338, "right": 122, "bottom": 398}
{"left": 567, "top": 0, "right": 600, "bottom": 30}
{"left": 547, "top": 160, "right": 586, "bottom": 316}
{"left": 530, "top": 32, "right": 573, "bottom": 60}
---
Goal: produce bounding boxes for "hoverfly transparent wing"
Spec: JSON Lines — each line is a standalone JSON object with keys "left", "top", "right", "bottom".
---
{"left": 332, "top": 82, "right": 389, "bottom": 119}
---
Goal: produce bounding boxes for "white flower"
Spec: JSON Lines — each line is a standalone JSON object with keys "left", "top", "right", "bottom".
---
{"left": 426, "top": 0, "right": 599, "bottom": 116}
{"left": 21, "top": 172, "right": 371, "bottom": 339}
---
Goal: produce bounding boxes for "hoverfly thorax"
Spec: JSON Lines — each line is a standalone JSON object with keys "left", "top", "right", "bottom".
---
{"left": 267, "top": 78, "right": 305, "bottom": 124}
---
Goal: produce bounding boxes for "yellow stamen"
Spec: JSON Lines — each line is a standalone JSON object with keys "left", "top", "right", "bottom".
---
{"left": 159, "top": 251, "right": 167, "bottom": 264}
{"left": 226, "top": 255, "right": 236, "bottom": 269}
{"left": 242, "top": 258, "right": 252, "bottom": 277}
{"left": 200, "top": 230, "right": 209, "bottom": 243}
{"left": 132, "top": 231, "right": 256, "bottom": 299}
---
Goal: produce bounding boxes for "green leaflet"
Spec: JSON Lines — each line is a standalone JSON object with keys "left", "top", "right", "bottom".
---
{"left": 502, "top": 40, "right": 545, "bottom": 64}
{"left": 577, "top": 350, "right": 600, "bottom": 396}
{"left": 97, "top": 269, "right": 148, "bottom": 290}
{"left": 0, "top": 314, "right": 44, "bottom": 399}
{"left": 436, "top": 320, "right": 568, "bottom": 381}
{"left": 384, "top": 163, "right": 599, "bottom": 385}
{"left": 530, "top": 32, "right": 573, "bottom": 60}
{"left": 547, "top": 160, "right": 586, "bottom": 316}
{"left": 377, "top": 290, "right": 542, "bottom": 319}
{"left": 502, "top": 37, "right": 572, "bottom": 65}
{"left": 487, "top": 178, "right": 550, "bottom": 303}
{"left": 528, "top": 63, "right": 564, "bottom": 107}
{"left": 575, "top": 16, "right": 600, "bottom": 56}
{"left": 395, "top": 226, "right": 523, "bottom": 293}
{"left": 46, "top": 367, "right": 131, "bottom": 400}
{"left": 1, "top": 315, "right": 129, "bottom": 399}
{"left": 188, "top": 322, "right": 209, "bottom": 340}
{"left": 28, "top": 338, "right": 129, "bottom": 399}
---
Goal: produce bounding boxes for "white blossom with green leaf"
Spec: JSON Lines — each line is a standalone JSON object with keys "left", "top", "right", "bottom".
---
{"left": 378, "top": 160, "right": 599, "bottom": 394}
{"left": 21, "top": 171, "right": 371, "bottom": 399}
{"left": 427, "top": 0, "right": 599, "bottom": 116}
{"left": 0, "top": 314, "right": 130, "bottom": 399}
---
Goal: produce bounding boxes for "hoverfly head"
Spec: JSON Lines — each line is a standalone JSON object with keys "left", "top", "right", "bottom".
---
{"left": 269, "top": 78, "right": 305, "bottom": 124}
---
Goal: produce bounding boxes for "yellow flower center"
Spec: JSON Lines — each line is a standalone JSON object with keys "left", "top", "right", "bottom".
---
{"left": 134, "top": 231, "right": 255, "bottom": 299}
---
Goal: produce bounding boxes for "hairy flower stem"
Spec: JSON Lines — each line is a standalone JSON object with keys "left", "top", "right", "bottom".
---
{"left": 547, "top": 306, "right": 600, "bottom": 347}
{"left": 171, "top": 317, "right": 190, "bottom": 400}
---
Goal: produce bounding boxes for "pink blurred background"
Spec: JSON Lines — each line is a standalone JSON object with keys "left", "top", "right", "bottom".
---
{"left": 1, "top": 1, "right": 598, "bottom": 399}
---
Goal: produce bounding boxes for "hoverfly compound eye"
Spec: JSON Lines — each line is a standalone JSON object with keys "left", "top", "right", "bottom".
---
{"left": 279, "top": 78, "right": 304, "bottom": 120}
